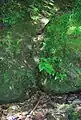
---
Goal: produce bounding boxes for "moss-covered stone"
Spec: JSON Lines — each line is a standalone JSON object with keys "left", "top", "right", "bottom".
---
{"left": 0, "top": 16, "right": 37, "bottom": 103}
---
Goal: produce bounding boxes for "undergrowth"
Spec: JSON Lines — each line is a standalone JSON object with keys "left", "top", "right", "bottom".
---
{"left": 39, "top": 5, "right": 81, "bottom": 82}
{"left": 0, "top": 0, "right": 27, "bottom": 25}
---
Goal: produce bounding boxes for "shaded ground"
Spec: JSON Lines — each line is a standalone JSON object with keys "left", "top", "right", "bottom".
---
{"left": 1, "top": 91, "right": 81, "bottom": 120}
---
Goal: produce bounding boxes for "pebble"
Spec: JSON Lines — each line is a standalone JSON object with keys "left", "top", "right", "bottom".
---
{"left": 72, "top": 99, "right": 81, "bottom": 105}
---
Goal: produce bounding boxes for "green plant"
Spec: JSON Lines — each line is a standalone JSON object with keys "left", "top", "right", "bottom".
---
{"left": 39, "top": 58, "right": 55, "bottom": 74}
{"left": 0, "top": 32, "right": 21, "bottom": 58}
{"left": 39, "top": 8, "right": 81, "bottom": 82}
{"left": 28, "top": 5, "right": 39, "bottom": 21}
{"left": 0, "top": 0, "right": 27, "bottom": 25}
{"left": 66, "top": 105, "right": 81, "bottom": 120}
{"left": 75, "top": 0, "right": 81, "bottom": 9}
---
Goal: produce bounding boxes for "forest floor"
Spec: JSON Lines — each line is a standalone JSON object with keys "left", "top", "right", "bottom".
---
{"left": 1, "top": 91, "right": 81, "bottom": 120}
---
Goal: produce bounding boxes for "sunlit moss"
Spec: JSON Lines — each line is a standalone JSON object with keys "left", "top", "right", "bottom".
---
{"left": 67, "top": 26, "right": 76, "bottom": 34}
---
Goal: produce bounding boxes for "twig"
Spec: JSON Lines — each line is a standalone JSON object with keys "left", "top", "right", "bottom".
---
{"left": 25, "top": 96, "right": 41, "bottom": 119}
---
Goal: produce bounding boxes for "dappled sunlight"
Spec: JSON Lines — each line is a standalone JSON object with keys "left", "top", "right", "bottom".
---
{"left": 67, "top": 26, "right": 76, "bottom": 35}
{"left": 26, "top": 44, "right": 32, "bottom": 50}
{"left": 33, "top": 56, "right": 39, "bottom": 64}
{"left": 78, "top": 26, "right": 81, "bottom": 31}
{"left": 67, "top": 25, "right": 81, "bottom": 35}
{"left": 40, "top": 17, "right": 49, "bottom": 25}
{"left": 67, "top": 25, "right": 81, "bottom": 49}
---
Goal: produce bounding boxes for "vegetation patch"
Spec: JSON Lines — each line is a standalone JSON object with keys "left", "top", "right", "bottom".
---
{"left": 39, "top": 9, "right": 81, "bottom": 93}
{"left": 0, "top": 0, "right": 27, "bottom": 26}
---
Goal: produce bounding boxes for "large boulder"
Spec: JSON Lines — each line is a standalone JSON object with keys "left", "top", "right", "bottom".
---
{"left": 0, "top": 66, "right": 35, "bottom": 103}
{"left": 38, "top": 10, "right": 81, "bottom": 94}
{"left": 0, "top": 17, "right": 37, "bottom": 103}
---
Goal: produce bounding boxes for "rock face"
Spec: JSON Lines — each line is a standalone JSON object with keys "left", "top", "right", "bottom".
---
{"left": 0, "top": 16, "right": 37, "bottom": 103}
{"left": 0, "top": 66, "right": 35, "bottom": 103}
{"left": 39, "top": 10, "right": 81, "bottom": 94}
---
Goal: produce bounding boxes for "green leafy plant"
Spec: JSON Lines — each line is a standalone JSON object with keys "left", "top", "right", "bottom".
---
{"left": 39, "top": 58, "right": 55, "bottom": 74}
{"left": 0, "top": 0, "right": 27, "bottom": 25}
{"left": 0, "top": 32, "right": 21, "bottom": 58}
{"left": 28, "top": 5, "right": 39, "bottom": 21}
{"left": 39, "top": 8, "right": 81, "bottom": 82}
{"left": 66, "top": 105, "right": 81, "bottom": 120}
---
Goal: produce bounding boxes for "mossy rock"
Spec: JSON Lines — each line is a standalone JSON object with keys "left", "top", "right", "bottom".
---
{"left": 0, "top": 17, "right": 37, "bottom": 103}
{"left": 0, "top": 60, "right": 36, "bottom": 103}
{"left": 39, "top": 9, "right": 81, "bottom": 94}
